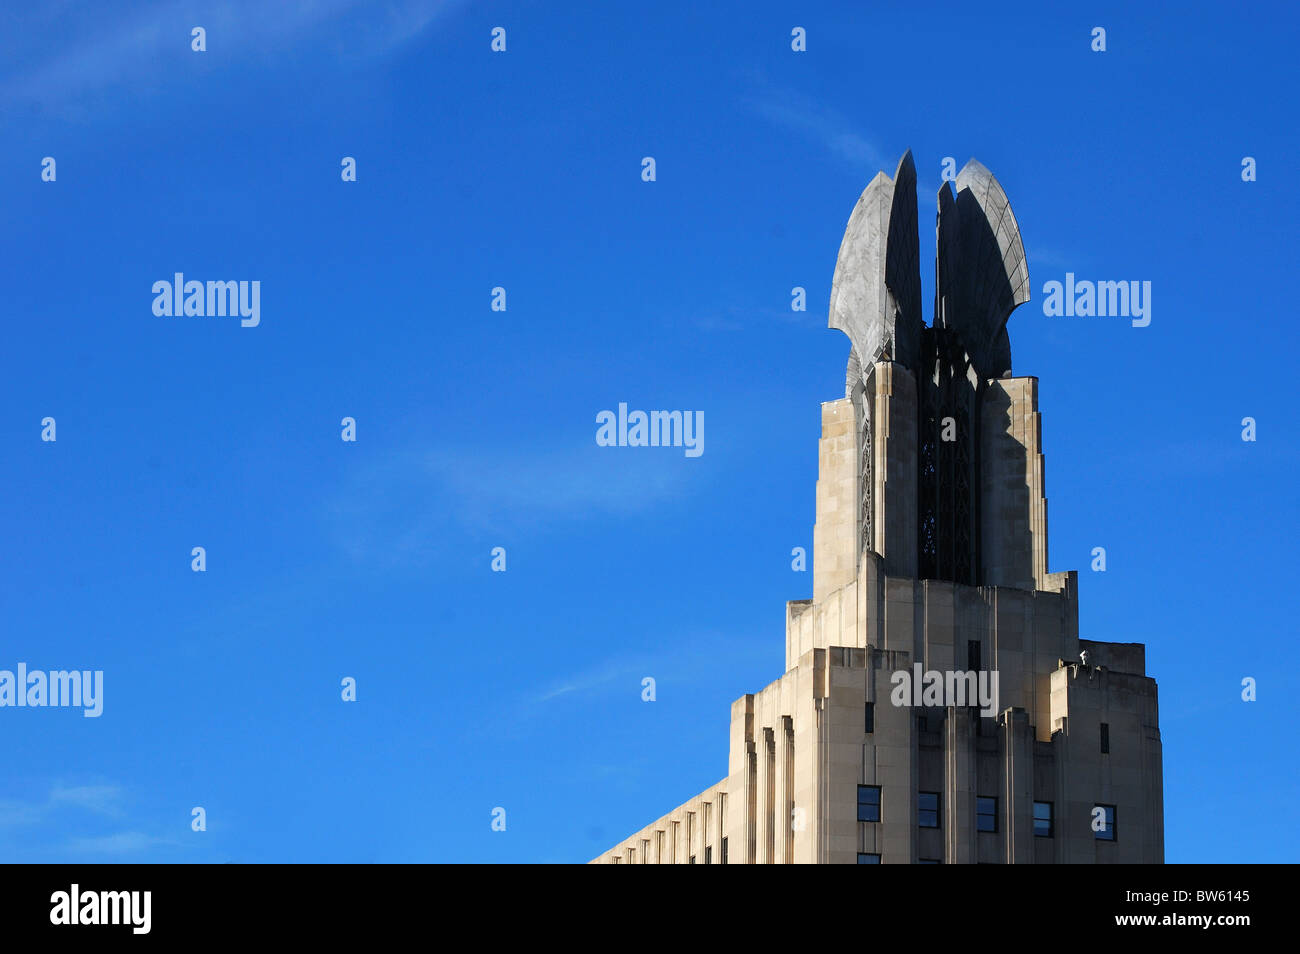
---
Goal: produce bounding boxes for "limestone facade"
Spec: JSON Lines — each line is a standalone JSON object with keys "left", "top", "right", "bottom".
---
{"left": 591, "top": 155, "right": 1163, "bottom": 864}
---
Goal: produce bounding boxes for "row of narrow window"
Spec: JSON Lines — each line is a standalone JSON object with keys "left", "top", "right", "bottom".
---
{"left": 616, "top": 835, "right": 729, "bottom": 865}
{"left": 686, "top": 840, "right": 728, "bottom": 864}
{"left": 865, "top": 701, "right": 1115, "bottom": 756}
{"left": 857, "top": 786, "right": 1117, "bottom": 841}
{"left": 858, "top": 854, "right": 943, "bottom": 863}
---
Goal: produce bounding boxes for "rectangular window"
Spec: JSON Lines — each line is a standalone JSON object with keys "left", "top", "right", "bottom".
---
{"left": 918, "top": 858, "right": 942, "bottom": 864}
{"left": 967, "top": 639, "right": 981, "bottom": 672}
{"left": 688, "top": 854, "right": 696, "bottom": 864}
{"left": 1033, "top": 801, "right": 1053, "bottom": 838}
{"left": 857, "top": 853, "right": 880, "bottom": 864}
{"left": 1094, "top": 804, "right": 1117, "bottom": 841}
{"left": 864, "top": 701, "right": 875, "bottom": 734}
{"left": 918, "top": 791, "right": 940, "bottom": 828}
{"left": 857, "top": 784, "right": 881, "bottom": 823}
{"left": 976, "top": 796, "right": 997, "bottom": 833}
{"left": 704, "top": 846, "right": 712, "bottom": 865}
{"left": 1100, "top": 722, "right": 1110, "bottom": 754}
{"left": 720, "top": 837, "right": 728, "bottom": 865}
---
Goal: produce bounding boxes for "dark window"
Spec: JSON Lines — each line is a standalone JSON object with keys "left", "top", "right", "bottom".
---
{"left": 1094, "top": 804, "right": 1116, "bottom": 841}
{"left": 857, "top": 853, "right": 881, "bottom": 864}
{"left": 1100, "top": 722, "right": 1110, "bottom": 754}
{"left": 967, "top": 639, "right": 981, "bottom": 671}
{"left": 720, "top": 837, "right": 728, "bottom": 864}
{"left": 1033, "top": 801, "right": 1054, "bottom": 838}
{"left": 864, "top": 701, "right": 875, "bottom": 734}
{"left": 918, "top": 791, "right": 940, "bottom": 828}
{"left": 704, "top": 846, "right": 712, "bottom": 864}
{"left": 976, "top": 796, "right": 997, "bottom": 833}
{"left": 688, "top": 854, "right": 696, "bottom": 864}
{"left": 857, "top": 785, "right": 881, "bottom": 823}
{"left": 918, "top": 858, "right": 942, "bottom": 864}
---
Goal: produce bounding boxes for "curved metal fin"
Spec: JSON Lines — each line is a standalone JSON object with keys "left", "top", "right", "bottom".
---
{"left": 829, "top": 151, "right": 922, "bottom": 373}
{"left": 935, "top": 159, "right": 1029, "bottom": 379}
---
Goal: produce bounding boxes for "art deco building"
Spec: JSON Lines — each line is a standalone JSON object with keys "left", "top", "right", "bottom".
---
{"left": 592, "top": 152, "right": 1164, "bottom": 864}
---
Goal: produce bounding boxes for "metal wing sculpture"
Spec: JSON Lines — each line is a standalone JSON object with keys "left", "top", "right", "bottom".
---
{"left": 829, "top": 152, "right": 1029, "bottom": 381}
{"left": 828, "top": 151, "right": 1033, "bottom": 586}
{"left": 828, "top": 151, "right": 922, "bottom": 377}
{"left": 935, "top": 159, "right": 1030, "bottom": 380}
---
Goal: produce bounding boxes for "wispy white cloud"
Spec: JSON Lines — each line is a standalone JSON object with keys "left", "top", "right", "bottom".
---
{"left": 432, "top": 446, "right": 691, "bottom": 519}
{"left": 66, "top": 831, "right": 182, "bottom": 854}
{"left": 0, "top": 781, "right": 125, "bottom": 826}
{"left": 0, "top": 798, "right": 44, "bottom": 828}
{"left": 531, "top": 631, "right": 775, "bottom": 707}
{"left": 49, "top": 783, "right": 126, "bottom": 817}
{"left": 2, "top": 0, "right": 456, "bottom": 110}
{"left": 687, "top": 302, "right": 821, "bottom": 333}
{"left": 1027, "top": 246, "right": 1077, "bottom": 270}
{"left": 536, "top": 659, "right": 639, "bottom": 703}
{"left": 326, "top": 441, "right": 696, "bottom": 563}
{"left": 0, "top": 781, "right": 185, "bottom": 858}
{"left": 743, "top": 86, "right": 885, "bottom": 170}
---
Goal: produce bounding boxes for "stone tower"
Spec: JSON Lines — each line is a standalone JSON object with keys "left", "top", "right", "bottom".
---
{"left": 592, "top": 152, "right": 1164, "bottom": 864}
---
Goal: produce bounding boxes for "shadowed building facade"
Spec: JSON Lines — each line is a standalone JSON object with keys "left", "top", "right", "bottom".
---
{"left": 592, "top": 152, "right": 1164, "bottom": 864}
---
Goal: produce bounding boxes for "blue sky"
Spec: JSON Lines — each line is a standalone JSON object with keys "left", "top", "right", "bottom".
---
{"left": 1, "top": 0, "right": 1296, "bottom": 863}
